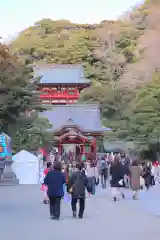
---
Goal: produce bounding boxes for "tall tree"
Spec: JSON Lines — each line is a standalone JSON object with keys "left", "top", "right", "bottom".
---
{"left": 10, "top": 117, "right": 53, "bottom": 153}
{"left": 0, "top": 43, "right": 44, "bottom": 133}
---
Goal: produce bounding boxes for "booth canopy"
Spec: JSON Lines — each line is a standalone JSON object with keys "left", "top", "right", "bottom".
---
{"left": 12, "top": 150, "right": 38, "bottom": 163}
{"left": 12, "top": 150, "right": 39, "bottom": 184}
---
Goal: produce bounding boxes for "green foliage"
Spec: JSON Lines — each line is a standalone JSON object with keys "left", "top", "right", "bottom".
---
{"left": 0, "top": 43, "right": 53, "bottom": 152}
{"left": 0, "top": 47, "right": 43, "bottom": 132}
{"left": 10, "top": 117, "right": 53, "bottom": 153}
{"left": 11, "top": 20, "right": 97, "bottom": 66}
{"left": 126, "top": 72, "right": 160, "bottom": 148}
{"left": 10, "top": 0, "right": 160, "bottom": 151}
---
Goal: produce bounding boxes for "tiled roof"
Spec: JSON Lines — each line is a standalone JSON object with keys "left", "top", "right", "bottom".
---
{"left": 39, "top": 104, "right": 109, "bottom": 132}
{"left": 34, "top": 64, "right": 90, "bottom": 84}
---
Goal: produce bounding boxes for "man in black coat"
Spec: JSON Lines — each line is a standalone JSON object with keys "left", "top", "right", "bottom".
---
{"left": 44, "top": 162, "right": 66, "bottom": 220}
{"left": 68, "top": 163, "right": 90, "bottom": 219}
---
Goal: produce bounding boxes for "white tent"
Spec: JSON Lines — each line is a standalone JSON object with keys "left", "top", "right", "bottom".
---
{"left": 12, "top": 150, "right": 39, "bottom": 184}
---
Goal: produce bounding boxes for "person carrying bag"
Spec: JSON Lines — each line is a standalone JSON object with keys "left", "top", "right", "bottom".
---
{"left": 68, "top": 163, "right": 91, "bottom": 219}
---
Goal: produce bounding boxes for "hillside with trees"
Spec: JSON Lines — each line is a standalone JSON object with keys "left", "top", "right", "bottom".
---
{"left": 10, "top": 0, "right": 160, "bottom": 151}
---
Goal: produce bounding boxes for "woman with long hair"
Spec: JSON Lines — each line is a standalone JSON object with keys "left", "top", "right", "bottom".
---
{"left": 110, "top": 155, "right": 125, "bottom": 202}
{"left": 142, "top": 162, "right": 151, "bottom": 190}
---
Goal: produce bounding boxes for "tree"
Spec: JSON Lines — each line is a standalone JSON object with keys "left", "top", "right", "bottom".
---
{"left": 127, "top": 72, "right": 160, "bottom": 150}
{"left": 10, "top": 117, "right": 53, "bottom": 153}
{"left": 80, "top": 82, "right": 123, "bottom": 121}
{"left": 0, "top": 43, "right": 44, "bottom": 133}
{"left": 0, "top": 43, "right": 53, "bottom": 152}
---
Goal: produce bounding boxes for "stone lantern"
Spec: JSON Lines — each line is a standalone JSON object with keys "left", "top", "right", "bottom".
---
{"left": 0, "top": 133, "right": 18, "bottom": 185}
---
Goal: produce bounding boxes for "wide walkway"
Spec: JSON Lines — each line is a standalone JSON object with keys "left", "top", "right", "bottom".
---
{"left": 0, "top": 185, "right": 160, "bottom": 240}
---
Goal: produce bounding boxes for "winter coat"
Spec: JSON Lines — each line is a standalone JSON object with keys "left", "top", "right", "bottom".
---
{"left": 142, "top": 166, "right": 151, "bottom": 187}
{"left": 68, "top": 170, "right": 89, "bottom": 198}
{"left": 110, "top": 163, "right": 124, "bottom": 187}
{"left": 129, "top": 165, "right": 141, "bottom": 191}
{"left": 123, "top": 162, "right": 130, "bottom": 176}
{"left": 44, "top": 170, "right": 66, "bottom": 197}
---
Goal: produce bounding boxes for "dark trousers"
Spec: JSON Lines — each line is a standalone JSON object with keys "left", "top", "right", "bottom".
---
{"left": 49, "top": 196, "right": 61, "bottom": 218}
{"left": 88, "top": 177, "right": 96, "bottom": 195}
{"left": 0, "top": 168, "right": 4, "bottom": 179}
{"left": 150, "top": 175, "right": 155, "bottom": 186}
{"left": 71, "top": 198, "right": 85, "bottom": 218}
{"left": 144, "top": 176, "right": 151, "bottom": 189}
{"left": 100, "top": 174, "right": 107, "bottom": 188}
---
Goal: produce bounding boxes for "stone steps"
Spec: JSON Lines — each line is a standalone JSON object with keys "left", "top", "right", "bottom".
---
{"left": 0, "top": 179, "right": 19, "bottom": 186}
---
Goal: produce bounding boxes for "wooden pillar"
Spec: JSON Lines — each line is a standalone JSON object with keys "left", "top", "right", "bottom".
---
{"left": 91, "top": 139, "right": 96, "bottom": 154}
{"left": 94, "top": 139, "right": 96, "bottom": 153}
{"left": 58, "top": 141, "right": 62, "bottom": 154}
{"left": 81, "top": 140, "right": 86, "bottom": 162}
{"left": 82, "top": 140, "right": 85, "bottom": 154}
{"left": 49, "top": 84, "right": 51, "bottom": 104}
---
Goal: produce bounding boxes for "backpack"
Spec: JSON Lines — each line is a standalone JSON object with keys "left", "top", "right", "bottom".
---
{"left": 100, "top": 161, "right": 107, "bottom": 170}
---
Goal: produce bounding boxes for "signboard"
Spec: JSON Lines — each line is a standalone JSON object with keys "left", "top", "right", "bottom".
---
{"left": 0, "top": 133, "right": 12, "bottom": 159}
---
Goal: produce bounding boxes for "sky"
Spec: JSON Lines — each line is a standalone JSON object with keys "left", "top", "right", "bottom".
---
{"left": 0, "top": 0, "right": 143, "bottom": 40}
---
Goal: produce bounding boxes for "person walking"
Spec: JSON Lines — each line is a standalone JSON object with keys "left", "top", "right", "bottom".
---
{"left": 86, "top": 161, "right": 99, "bottom": 195}
{"left": 42, "top": 162, "right": 52, "bottom": 204}
{"left": 129, "top": 160, "right": 142, "bottom": 200}
{"left": 151, "top": 163, "right": 156, "bottom": 186}
{"left": 0, "top": 159, "right": 5, "bottom": 180}
{"left": 99, "top": 157, "right": 108, "bottom": 189}
{"left": 123, "top": 157, "right": 130, "bottom": 188}
{"left": 142, "top": 162, "right": 151, "bottom": 190}
{"left": 44, "top": 161, "right": 66, "bottom": 220}
{"left": 110, "top": 155, "right": 125, "bottom": 202}
{"left": 68, "top": 163, "right": 90, "bottom": 219}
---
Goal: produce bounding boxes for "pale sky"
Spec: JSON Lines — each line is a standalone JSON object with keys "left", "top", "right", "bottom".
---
{"left": 0, "top": 0, "right": 142, "bottom": 40}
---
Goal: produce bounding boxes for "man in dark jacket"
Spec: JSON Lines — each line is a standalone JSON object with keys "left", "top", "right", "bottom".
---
{"left": 44, "top": 161, "right": 66, "bottom": 220}
{"left": 68, "top": 163, "right": 90, "bottom": 219}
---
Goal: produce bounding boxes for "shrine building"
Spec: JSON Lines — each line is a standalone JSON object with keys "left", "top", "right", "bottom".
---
{"left": 35, "top": 64, "right": 90, "bottom": 105}
{"left": 35, "top": 64, "right": 110, "bottom": 158}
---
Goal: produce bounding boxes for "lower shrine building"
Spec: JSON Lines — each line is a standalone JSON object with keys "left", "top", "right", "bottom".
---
{"left": 39, "top": 104, "right": 109, "bottom": 157}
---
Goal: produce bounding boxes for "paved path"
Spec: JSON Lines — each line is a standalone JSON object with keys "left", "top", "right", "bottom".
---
{"left": 0, "top": 185, "right": 160, "bottom": 240}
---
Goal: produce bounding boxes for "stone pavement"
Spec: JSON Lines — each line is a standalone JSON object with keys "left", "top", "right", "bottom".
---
{"left": 0, "top": 185, "right": 160, "bottom": 240}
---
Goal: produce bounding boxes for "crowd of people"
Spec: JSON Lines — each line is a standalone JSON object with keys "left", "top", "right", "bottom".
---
{"left": 41, "top": 153, "right": 160, "bottom": 220}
